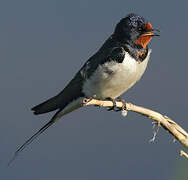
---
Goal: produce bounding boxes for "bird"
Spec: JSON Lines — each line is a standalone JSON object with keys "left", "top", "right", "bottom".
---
{"left": 9, "top": 13, "right": 159, "bottom": 164}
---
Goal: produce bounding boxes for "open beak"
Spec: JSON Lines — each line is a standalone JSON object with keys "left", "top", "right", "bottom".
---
{"left": 142, "top": 29, "right": 160, "bottom": 37}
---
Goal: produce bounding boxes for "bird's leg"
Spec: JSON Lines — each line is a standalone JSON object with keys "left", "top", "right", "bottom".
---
{"left": 105, "top": 97, "right": 117, "bottom": 111}
{"left": 115, "top": 97, "right": 127, "bottom": 111}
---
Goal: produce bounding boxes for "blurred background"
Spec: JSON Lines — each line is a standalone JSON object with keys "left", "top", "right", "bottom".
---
{"left": 0, "top": 0, "right": 188, "bottom": 179}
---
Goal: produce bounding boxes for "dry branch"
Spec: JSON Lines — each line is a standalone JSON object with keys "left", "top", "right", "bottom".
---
{"left": 82, "top": 98, "right": 188, "bottom": 159}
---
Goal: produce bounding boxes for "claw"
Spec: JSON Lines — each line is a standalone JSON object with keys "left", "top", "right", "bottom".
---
{"left": 105, "top": 97, "right": 117, "bottom": 111}
{"left": 117, "top": 98, "right": 127, "bottom": 111}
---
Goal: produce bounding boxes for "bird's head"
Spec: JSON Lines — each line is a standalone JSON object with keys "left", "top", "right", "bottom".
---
{"left": 114, "top": 13, "right": 159, "bottom": 48}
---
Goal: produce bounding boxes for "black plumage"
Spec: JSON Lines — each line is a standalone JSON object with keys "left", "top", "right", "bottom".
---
{"left": 9, "top": 13, "right": 159, "bottom": 165}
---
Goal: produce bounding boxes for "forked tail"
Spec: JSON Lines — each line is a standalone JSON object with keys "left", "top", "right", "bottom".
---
{"left": 8, "top": 110, "right": 61, "bottom": 166}
{"left": 8, "top": 97, "right": 83, "bottom": 166}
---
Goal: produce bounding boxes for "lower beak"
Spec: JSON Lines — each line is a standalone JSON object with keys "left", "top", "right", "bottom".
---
{"left": 142, "top": 29, "right": 160, "bottom": 37}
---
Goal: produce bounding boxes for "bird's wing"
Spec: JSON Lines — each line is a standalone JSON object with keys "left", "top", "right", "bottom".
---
{"left": 31, "top": 71, "right": 85, "bottom": 115}
{"left": 9, "top": 36, "right": 125, "bottom": 165}
{"left": 10, "top": 72, "right": 87, "bottom": 165}
{"left": 31, "top": 36, "right": 119, "bottom": 115}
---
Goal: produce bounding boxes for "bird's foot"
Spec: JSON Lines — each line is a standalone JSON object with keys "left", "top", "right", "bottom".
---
{"left": 116, "top": 98, "right": 127, "bottom": 111}
{"left": 105, "top": 97, "right": 118, "bottom": 111}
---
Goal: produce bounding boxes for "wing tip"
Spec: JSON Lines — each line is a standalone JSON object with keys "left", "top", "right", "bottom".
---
{"left": 31, "top": 106, "right": 40, "bottom": 115}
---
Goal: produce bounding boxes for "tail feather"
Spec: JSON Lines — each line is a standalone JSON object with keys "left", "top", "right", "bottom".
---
{"left": 31, "top": 95, "right": 60, "bottom": 115}
{"left": 32, "top": 72, "right": 84, "bottom": 115}
{"left": 9, "top": 97, "right": 83, "bottom": 166}
{"left": 8, "top": 110, "right": 61, "bottom": 166}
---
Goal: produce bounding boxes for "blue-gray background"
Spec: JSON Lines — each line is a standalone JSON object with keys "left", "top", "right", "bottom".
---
{"left": 0, "top": 0, "right": 188, "bottom": 179}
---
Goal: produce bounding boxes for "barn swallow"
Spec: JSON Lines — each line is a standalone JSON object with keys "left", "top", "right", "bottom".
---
{"left": 9, "top": 13, "right": 159, "bottom": 164}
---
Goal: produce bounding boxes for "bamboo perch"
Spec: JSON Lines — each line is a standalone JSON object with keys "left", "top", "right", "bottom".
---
{"left": 82, "top": 98, "right": 188, "bottom": 159}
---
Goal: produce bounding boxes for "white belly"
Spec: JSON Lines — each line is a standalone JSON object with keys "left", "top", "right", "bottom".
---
{"left": 82, "top": 49, "right": 152, "bottom": 99}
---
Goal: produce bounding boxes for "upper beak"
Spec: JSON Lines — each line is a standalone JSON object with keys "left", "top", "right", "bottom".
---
{"left": 142, "top": 29, "right": 160, "bottom": 37}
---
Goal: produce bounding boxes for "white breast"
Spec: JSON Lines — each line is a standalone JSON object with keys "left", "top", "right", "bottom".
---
{"left": 82, "top": 49, "right": 152, "bottom": 99}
